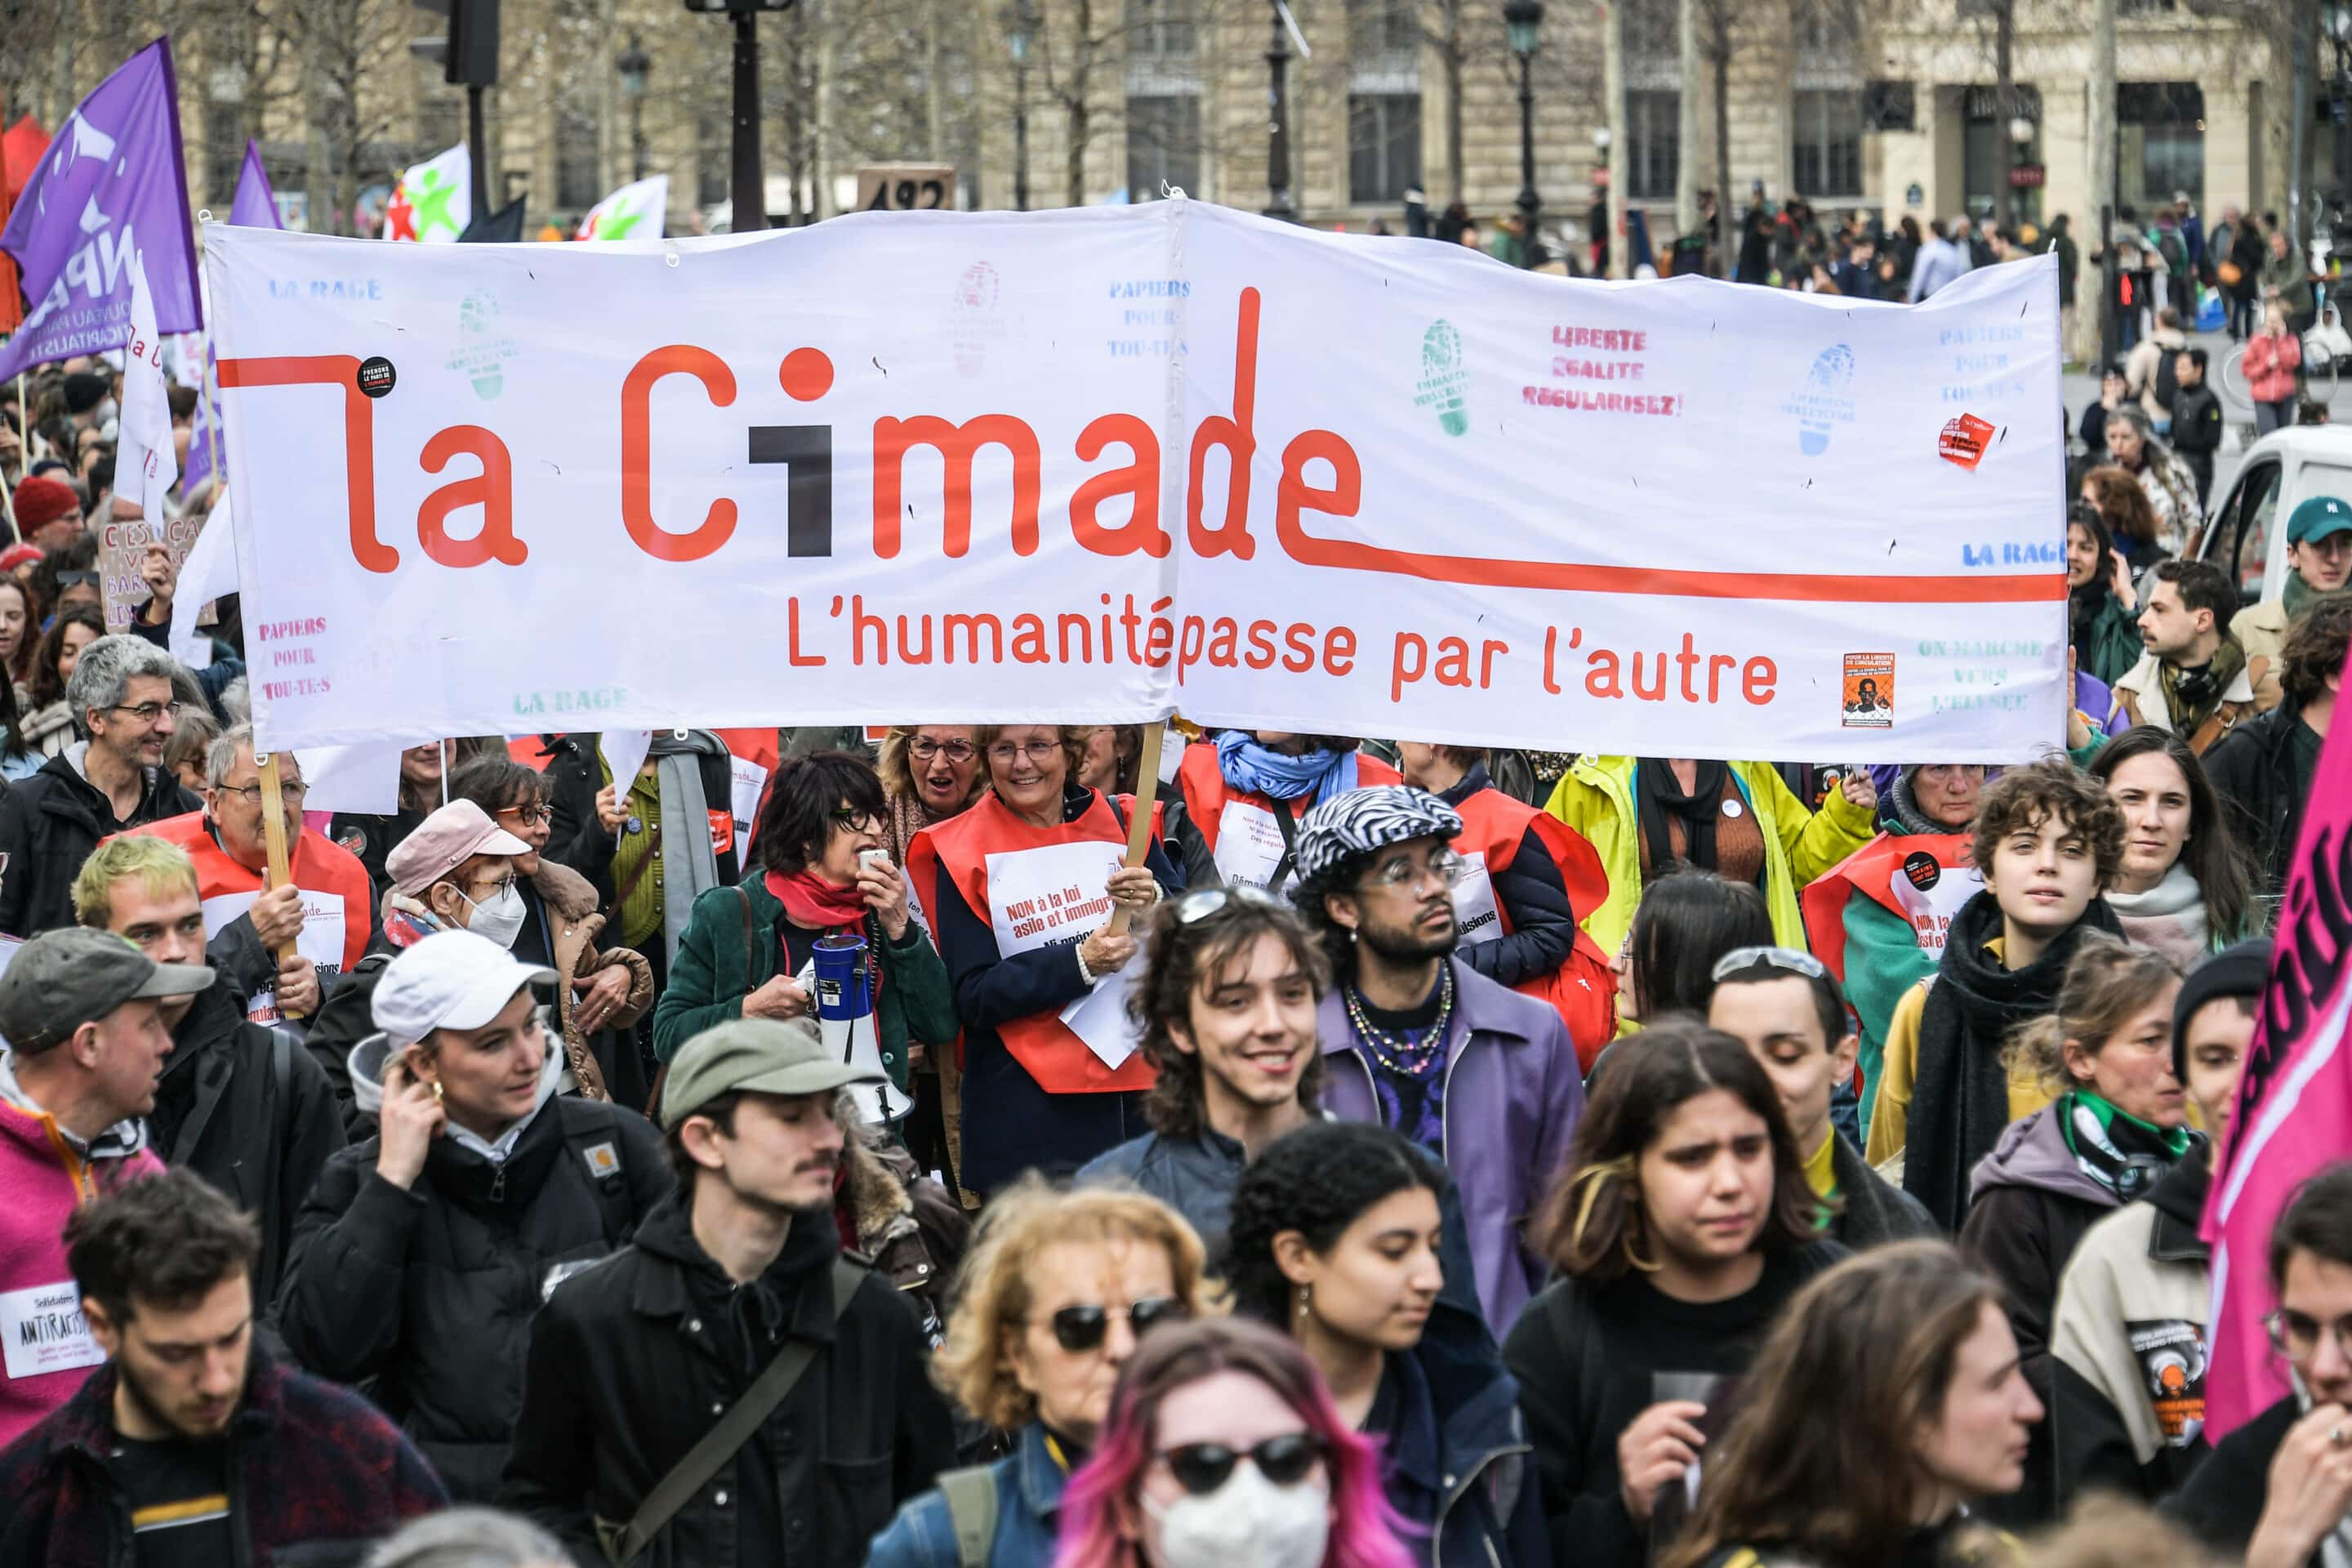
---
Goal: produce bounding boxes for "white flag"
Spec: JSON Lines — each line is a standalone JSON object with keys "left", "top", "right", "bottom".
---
{"left": 385, "top": 144, "right": 471, "bottom": 243}
{"left": 112, "top": 254, "right": 177, "bottom": 525}
{"left": 576, "top": 174, "right": 668, "bottom": 242}
{"left": 171, "top": 491, "right": 238, "bottom": 670}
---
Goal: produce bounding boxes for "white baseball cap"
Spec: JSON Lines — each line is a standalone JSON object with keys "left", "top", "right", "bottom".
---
{"left": 372, "top": 929, "right": 555, "bottom": 1046}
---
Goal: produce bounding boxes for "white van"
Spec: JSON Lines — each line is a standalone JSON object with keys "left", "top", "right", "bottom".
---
{"left": 2194, "top": 425, "right": 2352, "bottom": 605}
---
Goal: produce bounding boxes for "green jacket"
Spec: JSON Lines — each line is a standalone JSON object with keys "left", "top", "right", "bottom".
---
{"left": 650, "top": 879, "right": 958, "bottom": 1088}
{"left": 2075, "top": 591, "right": 2143, "bottom": 690}
{"left": 1543, "top": 756, "right": 1876, "bottom": 960}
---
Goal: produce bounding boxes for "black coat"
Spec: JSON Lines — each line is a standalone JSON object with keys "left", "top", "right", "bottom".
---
{"left": 498, "top": 1194, "right": 956, "bottom": 1568}
{"left": 274, "top": 1085, "right": 672, "bottom": 1502}
{"left": 305, "top": 955, "right": 390, "bottom": 1139}
{"left": 0, "top": 749, "right": 199, "bottom": 937}
{"left": 2172, "top": 383, "right": 2225, "bottom": 457}
{"left": 539, "top": 731, "right": 742, "bottom": 911}
{"left": 2167, "top": 1392, "right": 2305, "bottom": 1561}
{"left": 1437, "top": 764, "right": 1579, "bottom": 992}
{"left": 2207, "top": 703, "right": 2314, "bottom": 899}
{"left": 149, "top": 978, "right": 346, "bottom": 1307}
{"left": 327, "top": 805, "right": 429, "bottom": 903}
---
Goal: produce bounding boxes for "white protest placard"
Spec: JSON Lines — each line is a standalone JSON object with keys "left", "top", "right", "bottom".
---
{"left": 0, "top": 1280, "right": 103, "bottom": 1383}
{"left": 207, "top": 207, "right": 2065, "bottom": 762}
{"left": 984, "top": 840, "right": 1126, "bottom": 957}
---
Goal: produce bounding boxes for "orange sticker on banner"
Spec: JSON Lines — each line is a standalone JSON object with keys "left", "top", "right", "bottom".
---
{"left": 1939, "top": 413, "right": 1996, "bottom": 470}
{"left": 1842, "top": 653, "right": 1895, "bottom": 729}
{"left": 708, "top": 809, "right": 736, "bottom": 858}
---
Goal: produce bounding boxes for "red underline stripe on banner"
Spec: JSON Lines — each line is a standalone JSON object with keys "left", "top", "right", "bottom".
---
{"left": 1276, "top": 529, "right": 2067, "bottom": 604}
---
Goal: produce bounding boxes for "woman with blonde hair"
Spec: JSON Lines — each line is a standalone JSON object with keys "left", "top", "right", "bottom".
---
{"left": 866, "top": 1181, "right": 1223, "bottom": 1568}
{"left": 1660, "top": 1241, "right": 2043, "bottom": 1568}
{"left": 1959, "top": 938, "right": 2198, "bottom": 1526}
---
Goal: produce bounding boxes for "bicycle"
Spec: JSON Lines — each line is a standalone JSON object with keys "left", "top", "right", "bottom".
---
{"left": 2221, "top": 299, "right": 2347, "bottom": 409}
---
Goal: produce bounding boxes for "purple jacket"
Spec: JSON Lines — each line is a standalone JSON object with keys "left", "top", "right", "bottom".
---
{"left": 1318, "top": 959, "right": 1586, "bottom": 1335}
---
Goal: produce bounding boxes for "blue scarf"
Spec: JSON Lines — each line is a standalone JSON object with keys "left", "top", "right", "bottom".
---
{"left": 1216, "top": 732, "right": 1359, "bottom": 804}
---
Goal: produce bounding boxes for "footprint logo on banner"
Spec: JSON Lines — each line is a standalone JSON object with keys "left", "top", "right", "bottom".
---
{"left": 448, "top": 289, "right": 519, "bottom": 401}
{"left": 953, "top": 261, "right": 1003, "bottom": 378}
{"left": 1786, "top": 344, "right": 1856, "bottom": 456}
{"left": 1414, "top": 319, "right": 1471, "bottom": 437}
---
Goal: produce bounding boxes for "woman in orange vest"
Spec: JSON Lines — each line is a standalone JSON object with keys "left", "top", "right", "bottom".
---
{"left": 1169, "top": 730, "right": 1401, "bottom": 890}
{"left": 906, "top": 724, "right": 1178, "bottom": 1195}
{"left": 1398, "top": 742, "right": 1619, "bottom": 1067}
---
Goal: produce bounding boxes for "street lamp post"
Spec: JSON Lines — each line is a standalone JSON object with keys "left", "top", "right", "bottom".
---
{"left": 1010, "top": 0, "right": 1036, "bottom": 212}
{"left": 2329, "top": 4, "right": 2352, "bottom": 225}
{"left": 617, "top": 33, "right": 651, "bottom": 182}
{"left": 683, "top": 0, "right": 795, "bottom": 233}
{"left": 1504, "top": 0, "right": 1544, "bottom": 268}
{"left": 1264, "top": 1, "right": 1296, "bottom": 220}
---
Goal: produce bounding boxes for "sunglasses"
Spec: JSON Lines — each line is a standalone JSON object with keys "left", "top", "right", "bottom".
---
{"left": 1036, "top": 1295, "right": 1188, "bottom": 1352}
{"left": 1709, "top": 945, "right": 1826, "bottom": 983}
{"left": 1171, "top": 884, "right": 1284, "bottom": 924}
{"left": 1158, "top": 1433, "right": 1325, "bottom": 1496}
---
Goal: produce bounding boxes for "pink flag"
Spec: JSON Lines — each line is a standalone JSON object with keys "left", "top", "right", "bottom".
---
{"left": 2203, "top": 652, "right": 2352, "bottom": 1440}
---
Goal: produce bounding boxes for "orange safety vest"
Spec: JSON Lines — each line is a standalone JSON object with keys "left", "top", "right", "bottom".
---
{"left": 1797, "top": 831, "right": 1980, "bottom": 986}
{"left": 1449, "top": 786, "right": 1619, "bottom": 1070}
{"left": 907, "top": 790, "right": 1163, "bottom": 1096}
{"left": 1174, "top": 742, "right": 1401, "bottom": 886}
{"left": 127, "top": 812, "right": 374, "bottom": 1022}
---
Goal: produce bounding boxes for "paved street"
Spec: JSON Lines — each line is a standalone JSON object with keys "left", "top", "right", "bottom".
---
{"left": 2059, "top": 319, "right": 2278, "bottom": 506}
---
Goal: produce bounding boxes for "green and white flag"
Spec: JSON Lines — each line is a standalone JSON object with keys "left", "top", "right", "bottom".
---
{"left": 385, "top": 144, "right": 470, "bottom": 243}
{"left": 576, "top": 174, "right": 667, "bottom": 241}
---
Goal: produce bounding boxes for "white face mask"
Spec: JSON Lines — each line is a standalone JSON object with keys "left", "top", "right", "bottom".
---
{"left": 459, "top": 882, "right": 527, "bottom": 950}
{"left": 1143, "top": 1459, "right": 1330, "bottom": 1568}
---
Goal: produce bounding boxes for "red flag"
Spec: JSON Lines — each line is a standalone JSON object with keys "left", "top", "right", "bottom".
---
{"left": 0, "top": 115, "right": 47, "bottom": 202}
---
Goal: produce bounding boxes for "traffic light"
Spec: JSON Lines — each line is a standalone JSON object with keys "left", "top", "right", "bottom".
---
{"left": 410, "top": 0, "right": 501, "bottom": 88}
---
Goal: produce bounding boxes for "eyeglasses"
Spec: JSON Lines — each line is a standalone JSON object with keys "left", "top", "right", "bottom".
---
{"left": 220, "top": 781, "right": 308, "bottom": 808}
{"left": 108, "top": 701, "right": 187, "bottom": 725}
{"left": 466, "top": 874, "right": 519, "bottom": 902}
{"left": 1031, "top": 1295, "right": 1189, "bottom": 1353}
{"left": 988, "top": 741, "right": 1062, "bottom": 764}
{"left": 829, "top": 807, "right": 883, "bottom": 833}
{"left": 1156, "top": 1434, "right": 1325, "bottom": 1497}
{"left": 1710, "top": 946, "right": 1828, "bottom": 983}
{"left": 2264, "top": 1309, "right": 2352, "bottom": 1362}
{"left": 56, "top": 570, "right": 99, "bottom": 588}
{"left": 497, "top": 804, "right": 555, "bottom": 827}
{"left": 907, "top": 737, "right": 978, "bottom": 764}
{"left": 1363, "top": 847, "right": 1466, "bottom": 889}
{"left": 1172, "top": 884, "right": 1285, "bottom": 924}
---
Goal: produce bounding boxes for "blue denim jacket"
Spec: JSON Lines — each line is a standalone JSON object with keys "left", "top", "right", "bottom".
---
{"left": 865, "top": 1421, "right": 1065, "bottom": 1568}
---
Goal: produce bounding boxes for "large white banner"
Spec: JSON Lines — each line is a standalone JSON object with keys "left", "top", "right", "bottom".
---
{"left": 207, "top": 203, "right": 2066, "bottom": 760}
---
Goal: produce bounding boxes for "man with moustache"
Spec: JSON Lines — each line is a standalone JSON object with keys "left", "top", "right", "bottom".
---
{"left": 0, "top": 1171, "right": 445, "bottom": 1563}
{"left": 1290, "top": 786, "right": 1586, "bottom": 1336}
{"left": 501, "top": 1017, "right": 954, "bottom": 1568}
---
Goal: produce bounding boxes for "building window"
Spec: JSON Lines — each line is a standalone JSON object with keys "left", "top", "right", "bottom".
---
{"left": 1348, "top": 93, "right": 1421, "bottom": 203}
{"left": 1627, "top": 90, "right": 1679, "bottom": 200}
{"left": 695, "top": 110, "right": 728, "bottom": 207}
{"left": 1792, "top": 89, "right": 1863, "bottom": 198}
{"left": 555, "top": 108, "right": 601, "bottom": 209}
{"left": 1127, "top": 93, "right": 1200, "bottom": 200}
{"left": 1622, "top": 0, "right": 1678, "bottom": 59}
{"left": 1126, "top": 0, "right": 1197, "bottom": 60}
{"left": 2119, "top": 82, "right": 2204, "bottom": 210}
{"left": 203, "top": 105, "right": 243, "bottom": 209}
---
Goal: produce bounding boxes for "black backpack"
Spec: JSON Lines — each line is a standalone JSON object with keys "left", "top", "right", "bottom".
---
{"left": 2155, "top": 345, "right": 2181, "bottom": 414}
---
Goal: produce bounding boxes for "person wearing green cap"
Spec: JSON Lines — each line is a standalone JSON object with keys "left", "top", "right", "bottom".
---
{"left": 2234, "top": 493, "right": 2352, "bottom": 711}
{"left": 500, "top": 1016, "right": 954, "bottom": 1567}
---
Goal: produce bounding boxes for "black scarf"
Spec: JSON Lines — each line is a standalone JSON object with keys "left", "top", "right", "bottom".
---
{"left": 1902, "top": 889, "right": 2127, "bottom": 1230}
{"left": 1637, "top": 758, "right": 1728, "bottom": 874}
{"left": 2068, "top": 575, "right": 2114, "bottom": 651}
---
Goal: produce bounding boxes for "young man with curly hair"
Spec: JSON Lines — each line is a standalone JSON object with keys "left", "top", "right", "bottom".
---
{"left": 1866, "top": 758, "right": 2129, "bottom": 1230}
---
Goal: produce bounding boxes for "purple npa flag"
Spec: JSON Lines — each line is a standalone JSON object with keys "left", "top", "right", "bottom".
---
{"left": 181, "top": 376, "right": 220, "bottom": 497}
{"left": 0, "top": 38, "right": 200, "bottom": 382}
{"left": 228, "top": 140, "right": 279, "bottom": 229}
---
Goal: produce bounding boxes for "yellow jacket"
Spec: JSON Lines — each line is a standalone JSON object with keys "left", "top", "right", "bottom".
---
{"left": 1863, "top": 970, "right": 2055, "bottom": 1167}
{"left": 1543, "top": 756, "right": 1876, "bottom": 960}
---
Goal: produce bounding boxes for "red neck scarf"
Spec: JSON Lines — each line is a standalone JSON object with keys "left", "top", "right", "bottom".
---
{"left": 766, "top": 869, "right": 867, "bottom": 932}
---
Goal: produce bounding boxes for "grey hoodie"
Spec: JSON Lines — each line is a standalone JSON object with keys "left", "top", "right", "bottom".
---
{"left": 1969, "top": 1102, "right": 2119, "bottom": 1210}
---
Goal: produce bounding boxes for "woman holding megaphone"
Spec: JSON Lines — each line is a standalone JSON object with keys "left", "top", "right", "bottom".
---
{"left": 908, "top": 724, "right": 1180, "bottom": 1196}
{"left": 650, "top": 751, "right": 958, "bottom": 1116}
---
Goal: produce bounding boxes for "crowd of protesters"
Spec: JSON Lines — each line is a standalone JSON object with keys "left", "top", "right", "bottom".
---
{"left": 7, "top": 342, "right": 2352, "bottom": 1568}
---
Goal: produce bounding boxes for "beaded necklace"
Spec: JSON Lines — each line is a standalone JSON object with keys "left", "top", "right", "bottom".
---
{"left": 1342, "top": 965, "right": 1455, "bottom": 1076}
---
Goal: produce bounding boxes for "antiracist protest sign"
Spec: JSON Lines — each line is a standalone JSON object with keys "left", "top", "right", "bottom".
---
{"left": 204, "top": 202, "right": 2067, "bottom": 759}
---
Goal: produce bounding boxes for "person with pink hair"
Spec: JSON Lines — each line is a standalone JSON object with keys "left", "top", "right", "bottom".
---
{"left": 1054, "top": 1317, "right": 1416, "bottom": 1568}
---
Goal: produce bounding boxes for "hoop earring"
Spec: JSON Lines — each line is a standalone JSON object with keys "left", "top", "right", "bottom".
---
{"left": 1622, "top": 1220, "right": 1661, "bottom": 1274}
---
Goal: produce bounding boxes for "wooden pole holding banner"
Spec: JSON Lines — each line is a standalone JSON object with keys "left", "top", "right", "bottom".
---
{"left": 253, "top": 751, "right": 305, "bottom": 1019}
{"left": 1102, "top": 721, "right": 1167, "bottom": 938}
